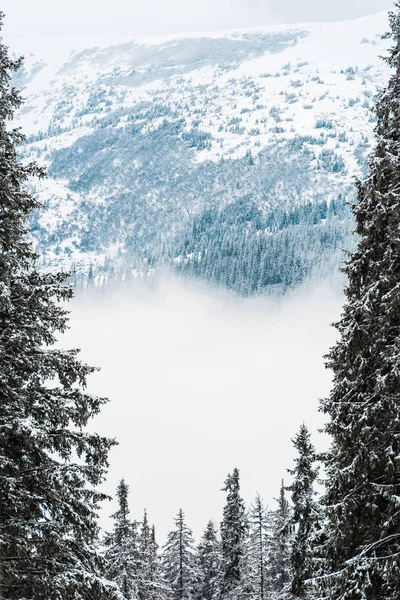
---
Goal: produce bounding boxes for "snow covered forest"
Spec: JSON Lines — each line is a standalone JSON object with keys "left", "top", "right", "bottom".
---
{"left": 2, "top": 1, "right": 400, "bottom": 599}
{"left": 103, "top": 453, "right": 315, "bottom": 600}
{"left": 10, "top": 10, "right": 389, "bottom": 295}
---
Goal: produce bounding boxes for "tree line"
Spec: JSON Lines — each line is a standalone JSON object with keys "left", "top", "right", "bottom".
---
{"left": 1, "top": 2, "right": 400, "bottom": 599}
{"left": 103, "top": 425, "right": 316, "bottom": 600}
{"left": 173, "top": 194, "right": 352, "bottom": 294}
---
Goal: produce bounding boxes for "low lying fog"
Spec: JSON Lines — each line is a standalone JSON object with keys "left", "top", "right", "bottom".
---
{"left": 62, "top": 276, "right": 343, "bottom": 540}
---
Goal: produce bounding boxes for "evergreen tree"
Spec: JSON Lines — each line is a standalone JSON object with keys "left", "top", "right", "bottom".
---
{"left": 287, "top": 424, "right": 319, "bottom": 598}
{"left": 317, "top": 4, "right": 400, "bottom": 598}
{"left": 162, "top": 509, "right": 199, "bottom": 600}
{"left": 105, "top": 480, "right": 140, "bottom": 599}
{"left": 150, "top": 525, "right": 168, "bottom": 600}
{"left": 138, "top": 510, "right": 152, "bottom": 600}
{"left": 220, "top": 468, "right": 248, "bottom": 597}
{"left": 245, "top": 494, "right": 270, "bottom": 600}
{"left": 195, "top": 521, "right": 222, "bottom": 600}
{"left": 268, "top": 481, "right": 293, "bottom": 596}
{"left": 138, "top": 512, "right": 167, "bottom": 600}
{"left": 0, "top": 16, "right": 117, "bottom": 600}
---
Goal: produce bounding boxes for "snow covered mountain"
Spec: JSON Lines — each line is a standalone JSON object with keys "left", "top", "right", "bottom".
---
{"left": 10, "top": 11, "right": 390, "bottom": 293}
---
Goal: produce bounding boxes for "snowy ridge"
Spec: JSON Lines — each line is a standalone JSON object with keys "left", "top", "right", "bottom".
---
{"left": 8, "top": 12, "right": 391, "bottom": 292}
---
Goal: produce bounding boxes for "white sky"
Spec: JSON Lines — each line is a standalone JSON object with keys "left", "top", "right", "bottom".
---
{"left": 2, "top": 0, "right": 394, "bottom": 38}
{"left": 62, "top": 277, "right": 342, "bottom": 541}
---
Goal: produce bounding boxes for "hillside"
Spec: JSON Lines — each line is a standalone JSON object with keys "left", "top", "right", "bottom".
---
{"left": 9, "top": 11, "right": 390, "bottom": 293}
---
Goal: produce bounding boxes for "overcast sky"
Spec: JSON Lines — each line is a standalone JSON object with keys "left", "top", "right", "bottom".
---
{"left": 2, "top": 0, "right": 394, "bottom": 38}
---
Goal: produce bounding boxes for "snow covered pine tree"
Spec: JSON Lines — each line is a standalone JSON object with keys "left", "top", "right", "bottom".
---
{"left": 317, "top": 3, "right": 400, "bottom": 598}
{"left": 138, "top": 511, "right": 167, "bottom": 600}
{"left": 220, "top": 468, "right": 248, "bottom": 599}
{"left": 267, "top": 481, "right": 293, "bottom": 598}
{"left": 195, "top": 520, "right": 222, "bottom": 600}
{"left": 287, "top": 424, "right": 319, "bottom": 598}
{"left": 245, "top": 494, "right": 270, "bottom": 600}
{"left": 0, "top": 15, "right": 118, "bottom": 599}
{"left": 105, "top": 480, "right": 140, "bottom": 599}
{"left": 162, "top": 509, "right": 199, "bottom": 600}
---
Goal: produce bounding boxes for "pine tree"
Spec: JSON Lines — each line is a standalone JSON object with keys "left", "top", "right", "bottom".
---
{"left": 0, "top": 15, "right": 117, "bottom": 600}
{"left": 245, "top": 494, "right": 270, "bottom": 600}
{"left": 195, "top": 521, "right": 221, "bottom": 600}
{"left": 268, "top": 481, "right": 293, "bottom": 597}
{"left": 138, "top": 510, "right": 152, "bottom": 600}
{"left": 105, "top": 480, "right": 140, "bottom": 599}
{"left": 162, "top": 509, "right": 199, "bottom": 600}
{"left": 150, "top": 525, "right": 169, "bottom": 600}
{"left": 286, "top": 424, "right": 319, "bottom": 598}
{"left": 138, "top": 512, "right": 167, "bottom": 600}
{"left": 220, "top": 468, "right": 248, "bottom": 598}
{"left": 316, "top": 4, "right": 400, "bottom": 598}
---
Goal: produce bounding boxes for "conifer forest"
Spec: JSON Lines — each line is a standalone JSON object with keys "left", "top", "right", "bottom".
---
{"left": 1, "top": 1, "right": 400, "bottom": 599}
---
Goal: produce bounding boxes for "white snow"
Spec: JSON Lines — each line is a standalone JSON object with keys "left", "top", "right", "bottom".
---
{"left": 8, "top": 10, "right": 392, "bottom": 272}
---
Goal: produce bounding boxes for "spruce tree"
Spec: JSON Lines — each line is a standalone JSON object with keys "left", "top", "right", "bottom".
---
{"left": 104, "top": 480, "right": 140, "bottom": 599}
{"left": 0, "top": 15, "right": 117, "bottom": 600}
{"left": 245, "top": 494, "right": 270, "bottom": 600}
{"left": 138, "top": 512, "right": 167, "bottom": 600}
{"left": 138, "top": 510, "right": 152, "bottom": 600}
{"left": 220, "top": 468, "right": 248, "bottom": 598}
{"left": 195, "top": 521, "right": 221, "bottom": 600}
{"left": 317, "top": 4, "right": 400, "bottom": 598}
{"left": 150, "top": 525, "right": 168, "bottom": 600}
{"left": 162, "top": 509, "right": 199, "bottom": 600}
{"left": 287, "top": 424, "right": 319, "bottom": 598}
{"left": 268, "top": 481, "right": 293, "bottom": 596}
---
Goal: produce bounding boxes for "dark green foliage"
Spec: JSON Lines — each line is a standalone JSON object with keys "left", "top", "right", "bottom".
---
{"left": 0, "top": 16, "right": 117, "bottom": 599}
{"left": 318, "top": 4, "right": 400, "bottom": 598}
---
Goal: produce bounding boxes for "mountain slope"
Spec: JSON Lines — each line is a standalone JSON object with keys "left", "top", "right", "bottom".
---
{"left": 10, "top": 12, "right": 390, "bottom": 292}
